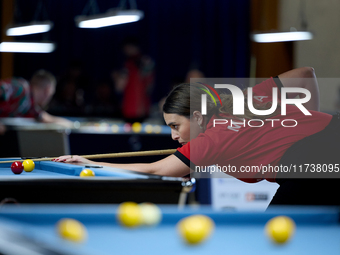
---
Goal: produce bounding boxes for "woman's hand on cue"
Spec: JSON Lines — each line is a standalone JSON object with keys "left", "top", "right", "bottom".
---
{"left": 53, "top": 155, "right": 93, "bottom": 164}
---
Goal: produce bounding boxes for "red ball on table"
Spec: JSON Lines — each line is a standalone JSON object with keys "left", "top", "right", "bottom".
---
{"left": 11, "top": 161, "right": 24, "bottom": 174}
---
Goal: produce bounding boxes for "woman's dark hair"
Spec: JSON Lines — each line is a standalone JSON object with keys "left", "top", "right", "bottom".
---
{"left": 163, "top": 83, "right": 218, "bottom": 119}
{"left": 163, "top": 83, "right": 280, "bottom": 120}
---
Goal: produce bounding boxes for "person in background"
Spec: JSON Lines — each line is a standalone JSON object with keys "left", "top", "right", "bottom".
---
{"left": 90, "top": 79, "right": 121, "bottom": 118}
{"left": 49, "top": 60, "right": 91, "bottom": 117}
{"left": 185, "top": 68, "right": 205, "bottom": 83}
{"left": 114, "top": 37, "right": 155, "bottom": 123}
{"left": 0, "top": 69, "right": 72, "bottom": 127}
{"left": 157, "top": 67, "right": 205, "bottom": 121}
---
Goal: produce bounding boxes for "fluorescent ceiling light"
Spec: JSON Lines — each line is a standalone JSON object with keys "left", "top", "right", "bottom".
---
{"left": 75, "top": 10, "right": 144, "bottom": 28}
{"left": 6, "top": 21, "right": 53, "bottom": 36}
{"left": 252, "top": 31, "right": 313, "bottom": 43}
{"left": 0, "top": 42, "right": 55, "bottom": 53}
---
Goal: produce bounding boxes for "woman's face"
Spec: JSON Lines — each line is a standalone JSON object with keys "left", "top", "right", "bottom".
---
{"left": 163, "top": 113, "right": 202, "bottom": 145}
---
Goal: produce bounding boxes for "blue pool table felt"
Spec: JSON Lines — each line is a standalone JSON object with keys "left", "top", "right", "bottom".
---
{"left": 0, "top": 159, "right": 148, "bottom": 179}
{"left": 0, "top": 205, "right": 338, "bottom": 255}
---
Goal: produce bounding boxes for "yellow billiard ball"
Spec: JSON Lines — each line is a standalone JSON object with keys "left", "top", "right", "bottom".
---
{"left": 177, "top": 215, "right": 215, "bottom": 245}
{"left": 117, "top": 202, "right": 143, "bottom": 228}
{"left": 57, "top": 218, "right": 87, "bottom": 242}
{"left": 111, "top": 124, "right": 120, "bottom": 133}
{"left": 22, "top": 159, "right": 35, "bottom": 172}
{"left": 132, "top": 122, "right": 142, "bottom": 133}
{"left": 144, "top": 124, "right": 153, "bottom": 134}
{"left": 139, "top": 202, "right": 162, "bottom": 226}
{"left": 80, "top": 169, "right": 95, "bottom": 177}
{"left": 153, "top": 125, "right": 162, "bottom": 134}
{"left": 265, "top": 216, "right": 295, "bottom": 244}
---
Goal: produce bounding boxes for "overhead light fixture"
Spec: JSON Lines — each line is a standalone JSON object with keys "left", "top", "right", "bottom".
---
{"left": 251, "top": 31, "right": 313, "bottom": 43}
{"left": 0, "top": 42, "right": 56, "bottom": 53}
{"left": 252, "top": 0, "right": 313, "bottom": 43}
{"left": 6, "top": 21, "right": 53, "bottom": 36}
{"left": 76, "top": 10, "right": 143, "bottom": 28}
{"left": 76, "top": 0, "right": 144, "bottom": 28}
{"left": 6, "top": 0, "right": 53, "bottom": 37}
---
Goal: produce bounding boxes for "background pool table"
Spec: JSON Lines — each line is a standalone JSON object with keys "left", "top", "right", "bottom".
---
{"left": 0, "top": 159, "right": 195, "bottom": 205}
{"left": 0, "top": 205, "right": 338, "bottom": 255}
{"left": 0, "top": 117, "right": 178, "bottom": 164}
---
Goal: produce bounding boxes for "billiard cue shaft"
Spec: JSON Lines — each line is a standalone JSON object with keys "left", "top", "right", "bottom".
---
{"left": 83, "top": 149, "right": 177, "bottom": 159}
{"left": 0, "top": 149, "right": 177, "bottom": 164}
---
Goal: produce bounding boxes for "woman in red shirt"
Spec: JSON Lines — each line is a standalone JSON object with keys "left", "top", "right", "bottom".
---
{"left": 55, "top": 67, "right": 340, "bottom": 205}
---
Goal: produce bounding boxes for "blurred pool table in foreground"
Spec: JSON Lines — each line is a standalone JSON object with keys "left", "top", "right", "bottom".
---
{"left": 0, "top": 205, "right": 338, "bottom": 255}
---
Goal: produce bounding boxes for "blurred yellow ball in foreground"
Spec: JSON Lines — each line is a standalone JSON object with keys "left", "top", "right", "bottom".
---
{"left": 177, "top": 215, "right": 215, "bottom": 245}
{"left": 117, "top": 202, "right": 143, "bottom": 228}
{"left": 140, "top": 202, "right": 162, "bottom": 226}
{"left": 265, "top": 216, "right": 295, "bottom": 244}
{"left": 57, "top": 218, "right": 87, "bottom": 242}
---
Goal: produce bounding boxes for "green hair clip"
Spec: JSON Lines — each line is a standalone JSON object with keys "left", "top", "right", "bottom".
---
{"left": 199, "top": 88, "right": 217, "bottom": 106}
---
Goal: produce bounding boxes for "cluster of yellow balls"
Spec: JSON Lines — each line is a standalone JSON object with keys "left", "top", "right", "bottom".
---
{"left": 117, "top": 202, "right": 162, "bottom": 227}
{"left": 55, "top": 202, "right": 163, "bottom": 244}
{"left": 117, "top": 202, "right": 215, "bottom": 245}
{"left": 56, "top": 202, "right": 295, "bottom": 246}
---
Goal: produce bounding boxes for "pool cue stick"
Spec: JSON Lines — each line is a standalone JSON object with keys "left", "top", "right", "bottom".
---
{"left": 83, "top": 149, "right": 177, "bottom": 159}
{"left": 0, "top": 149, "right": 178, "bottom": 164}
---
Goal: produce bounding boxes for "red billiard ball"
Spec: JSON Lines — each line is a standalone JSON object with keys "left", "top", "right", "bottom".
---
{"left": 123, "top": 123, "right": 132, "bottom": 133}
{"left": 11, "top": 161, "right": 24, "bottom": 174}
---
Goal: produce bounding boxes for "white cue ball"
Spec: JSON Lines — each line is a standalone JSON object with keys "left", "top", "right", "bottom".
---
{"left": 139, "top": 203, "right": 162, "bottom": 226}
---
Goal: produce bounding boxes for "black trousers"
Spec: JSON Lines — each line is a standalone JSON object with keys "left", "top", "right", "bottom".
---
{"left": 269, "top": 113, "right": 340, "bottom": 206}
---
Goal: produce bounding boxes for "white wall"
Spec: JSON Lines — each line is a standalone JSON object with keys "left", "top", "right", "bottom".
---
{"left": 280, "top": 0, "right": 340, "bottom": 112}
